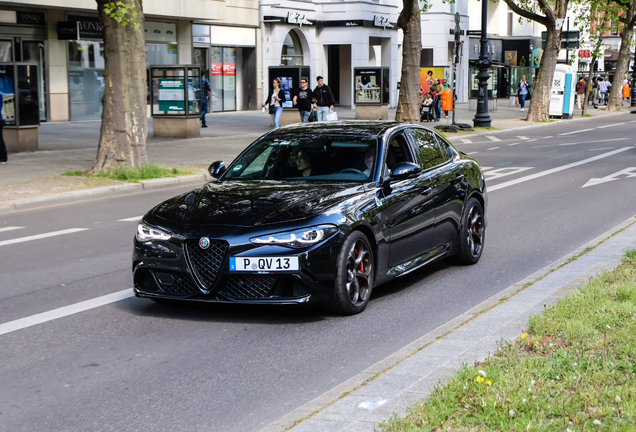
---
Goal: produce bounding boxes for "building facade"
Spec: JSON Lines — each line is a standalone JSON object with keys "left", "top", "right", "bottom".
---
{"left": 260, "top": 0, "right": 400, "bottom": 109}
{"left": 0, "top": 0, "right": 260, "bottom": 123}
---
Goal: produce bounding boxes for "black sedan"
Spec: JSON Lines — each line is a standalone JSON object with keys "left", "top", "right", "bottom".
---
{"left": 132, "top": 121, "right": 487, "bottom": 314}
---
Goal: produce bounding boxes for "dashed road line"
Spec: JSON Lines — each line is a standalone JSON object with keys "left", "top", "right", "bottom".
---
{"left": 0, "top": 226, "right": 24, "bottom": 233}
{"left": 487, "top": 147, "right": 500, "bottom": 150}
{"left": 508, "top": 143, "right": 520, "bottom": 146}
{"left": 486, "top": 136, "right": 501, "bottom": 142}
{"left": 0, "top": 228, "right": 88, "bottom": 247}
{"left": 596, "top": 122, "right": 625, "bottom": 129}
{"left": 544, "top": 136, "right": 553, "bottom": 139}
{"left": 517, "top": 136, "right": 529, "bottom": 140}
{"left": 460, "top": 139, "right": 472, "bottom": 144}
{"left": 0, "top": 288, "right": 134, "bottom": 336}
{"left": 119, "top": 216, "right": 143, "bottom": 222}
{"left": 466, "top": 151, "right": 478, "bottom": 155}
{"left": 527, "top": 139, "right": 537, "bottom": 142}
{"left": 558, "top": 128, "right": 594, "bottom": 136}
{"left": 488, "top": 147, "right": 633, "bottom": 192}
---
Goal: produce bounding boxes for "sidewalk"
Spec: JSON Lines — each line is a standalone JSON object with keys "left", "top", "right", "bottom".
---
{"left": 0, "top": 101, "right": 626, "bottom": 206}
{"left": 260, "top": 216, "right": 636, "bottom": 432}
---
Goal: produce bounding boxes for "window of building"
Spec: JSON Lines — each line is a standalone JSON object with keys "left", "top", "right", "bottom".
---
{"left": 281, "top": 31, "right": 303, "bottom": 66}
{"left": 210, "top": 46, "right": 236, "bottom": 111}
{"left": 0, "top": 40, "right": 12, "bottom": 62}
{"left": 68, "top": 40, "right": 105, "bottom": 121}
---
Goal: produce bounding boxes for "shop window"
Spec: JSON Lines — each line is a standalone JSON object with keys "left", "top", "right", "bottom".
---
{"left": 210, "top": 46, "right": 236, "bottom": 112}
{"left": 146, "top": 43, "right": 178, "bottom": 66}
{"left": 0, "top": 40, "right": 12, "bottom": 62}
{"left": 281, "top": 31, "right": 303, "bottom": 66}
{"left": 68, "top": 41, "right": 105, "bottom": 121}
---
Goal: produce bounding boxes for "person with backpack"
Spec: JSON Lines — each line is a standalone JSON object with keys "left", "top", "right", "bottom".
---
{"left": 313, "top": 76, "right": 335, "bottom": 121}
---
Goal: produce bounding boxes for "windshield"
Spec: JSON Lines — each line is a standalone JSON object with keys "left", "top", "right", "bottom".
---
{"left": 223, "top": 134, "right": 378, "bottom": 182}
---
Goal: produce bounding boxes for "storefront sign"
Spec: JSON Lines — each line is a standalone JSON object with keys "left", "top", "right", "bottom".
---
{"left": 373, "top": 15, "right": 393, "bottom": 30}
{"left": 57, "top": 17, "right": 103, "bottom": 40}
{"left": 287, "top": 12, "right": 312, "bottom": 27}
{"left": 468, "top": 38, "right": 501, "bottom": 62}
{"left": 193, "top": 36, "right": 211, "bottom": 44}
{"left": 578, "top": 49, "right": 591, "bottom": 58}
{"left": 145, "top": 21, "right": 177, "bottom": 42}
{"left": 17, "top": 11, "right": 45, "bottom": 26}
{"left": 223, "top": 63, "right": 235, "bottom": 76}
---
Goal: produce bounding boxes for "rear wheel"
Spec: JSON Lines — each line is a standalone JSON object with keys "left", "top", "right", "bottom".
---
{"left": 454, "top": 198, "right": 485, "bottom": 265}
{"left": 331, "top": 231, "right": 374, "bottom": 315}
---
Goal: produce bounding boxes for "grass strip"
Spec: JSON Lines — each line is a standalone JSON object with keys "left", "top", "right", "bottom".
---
{"left": 62, "top": 163, "right": 193, "bottom": 183}
{"left": 382, "top": 250, "right": 636, "bottom": 431}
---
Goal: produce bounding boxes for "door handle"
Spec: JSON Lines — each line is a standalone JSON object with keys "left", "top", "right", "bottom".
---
{"left": 421, "top": 187, "right": 432, "bottom": 195}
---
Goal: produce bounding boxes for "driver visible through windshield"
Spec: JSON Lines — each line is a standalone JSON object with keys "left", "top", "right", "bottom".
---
{"left": 223, "top": 135, "right": 378, "bottom": 182}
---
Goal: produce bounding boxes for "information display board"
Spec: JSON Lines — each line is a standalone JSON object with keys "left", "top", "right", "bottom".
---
{"left": 354, "top": 67, "right": 389, "bottom": 105}
{"left": 268, "top": 66, "right": 310, "bottom": 110}
{"left": 150, "top": 65, "right": 201, "bottom": 117}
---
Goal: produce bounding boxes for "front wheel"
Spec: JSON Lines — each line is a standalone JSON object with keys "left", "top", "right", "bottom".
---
{"left": 331, "top": 231, "right": 375, "bottom": 315}
{"left": 453, "top": 197, "right": 485, "bottom": 265}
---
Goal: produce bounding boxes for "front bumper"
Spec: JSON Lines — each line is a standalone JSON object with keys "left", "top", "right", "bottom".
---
{"left": 132, "top": 231, "right": 342, "bottom": 305}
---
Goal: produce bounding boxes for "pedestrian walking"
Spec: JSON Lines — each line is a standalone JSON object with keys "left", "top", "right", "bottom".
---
{"left": 200, "top": 72, "right": 211, "bottom": 128}
{"left": 434, "top": 79, "right": 443, "bottom": 121}
{"left": 575, "top": 77, "right": 586, "bottom": 110}
{"left": 313, "top": 76, "right": 335, "bottom": 122}
{"left": 0, "top": 93, "right": 6, "bottom": 165}
{"left": 293, "top": 78, "right": 314, "bottom": 123}
{"left": 599, "top": 77, "right": 611, "bottom": 105}
{"left": 590, "top": 77, "right": 599, "bottom": 105}
{"left": 263, "top": 78, "right": 286, "bottom": 129}
{"left": 516, "top": 75, "right": 532, "bottom": 112}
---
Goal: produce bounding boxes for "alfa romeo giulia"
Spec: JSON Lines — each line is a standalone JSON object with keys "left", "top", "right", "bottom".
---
{"left": 132, "top": 121, "right": 487, "bottom": 314}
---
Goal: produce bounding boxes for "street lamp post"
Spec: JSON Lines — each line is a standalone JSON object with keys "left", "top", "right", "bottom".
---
{"left": 631, "top": 46, "right": 636, "bottom": 113}
{"left": 473, "top": 0, "right": 492, "bottom": 127}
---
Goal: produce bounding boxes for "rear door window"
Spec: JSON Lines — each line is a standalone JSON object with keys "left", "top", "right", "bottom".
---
{"left": 407, "top": 128, "right": 447, "bottom": 170}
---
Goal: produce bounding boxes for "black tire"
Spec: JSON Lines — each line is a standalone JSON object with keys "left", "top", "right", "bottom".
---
{"left": 331, "top": 231, "right": 375, "bottom": 315}
{"left": 453, "top": 197, "right": 485, "bottom": 265}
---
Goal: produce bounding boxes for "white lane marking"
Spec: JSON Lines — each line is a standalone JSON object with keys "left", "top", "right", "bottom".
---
{"left": 489, "top": 147, "right": 634, "bottom": 192}
{"left": 460, "top": 138, "right": 472, "bottom": 143}
{"left": 0, "top": 226, "right": 24, "bottom": 233}
{"left": 466, "top": 151, "right": 478, "bottom": 155}
{"left": 582, "top": 167, "right": 636, "bottom": 188}
{"left": 487, "top": 147, "right": 500, "bottom": 150}
{"left": 558, "top": 128, "right": 594, "bottom": 136}
{"left": 486, "top": 136, "right": 501, "bottom": 142}
{"left": 596, "top": 122, "right": 625, "bottom": 129}
{"left": 0, "top": 228, "right": 88, "bottom": 247}
{"left": 517, "top": 136, "right": 529, "bottom": 140}
{"left": 544, "top": 136, "right": 553, "bottom": 139}
{"left": 483, "top": 167, "right": 533, "bottom": 181}
{"left": 480, "top": 167, "right": 493, "bottom": 171}
{"left": 508, "top": 142, "right": 520, "bottom": 146}
{"left": 589, "top": 147, "right": 614, "bottom": 151}
{"left": 630, "top": 120, "right": 636, "bottom": 123}
{"left": 119, "top": 216, "right": 143, "bottom": 222}
{"left": 527, "top": 139, "right": 537, "bottom": 142}
{"left": 0, "top": 289, "right": 134, "bottom": 336}
{"left": 558, "top": 138, "right": 628, "bottom": 146}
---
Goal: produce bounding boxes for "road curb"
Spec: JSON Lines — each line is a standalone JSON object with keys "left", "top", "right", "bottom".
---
{"left": 258, "top": 215, "right": 636, "bottom": 432}
{"left": 446, "top": 110, "right": 629, "bottom": 141}
{"left": 0, "top": 173, "right": 211, "bottom": 214}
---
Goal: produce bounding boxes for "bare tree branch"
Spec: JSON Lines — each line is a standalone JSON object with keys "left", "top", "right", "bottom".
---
{"left": 502, "top": 0, "right": 550, "bottom": 27}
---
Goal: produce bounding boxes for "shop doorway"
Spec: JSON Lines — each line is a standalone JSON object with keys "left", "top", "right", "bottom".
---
{"left": 327, "top": 44, "right": 351, "bottom": 107}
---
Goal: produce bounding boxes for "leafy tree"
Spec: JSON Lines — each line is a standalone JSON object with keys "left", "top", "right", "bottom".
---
{"left": 502, "top": 0, "right": 571, "bottom": 121}
{"left": 90, "top": 0, "right": 147, "bottom": 174}
{"left": 395, "top": 0, "right": 423, "bottom": 122}
{"left": 605, "top": 0, "right": 636, "bottom": 111}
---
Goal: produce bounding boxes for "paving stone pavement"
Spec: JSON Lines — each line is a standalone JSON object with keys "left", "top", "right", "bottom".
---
{"left": 260, "top": 217, "right": 636, "bottom": 432}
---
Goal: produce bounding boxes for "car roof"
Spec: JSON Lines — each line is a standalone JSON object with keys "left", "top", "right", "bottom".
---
{"left": 269, "top": 120, "right": 411, "bottom": 138}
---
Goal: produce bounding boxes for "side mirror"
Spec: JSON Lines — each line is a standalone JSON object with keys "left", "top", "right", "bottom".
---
{"left": 208, "top": 161, "right": 226, "bottom": 178}
{"left": 389, "top": 162, "right": 422, "bottom": 181}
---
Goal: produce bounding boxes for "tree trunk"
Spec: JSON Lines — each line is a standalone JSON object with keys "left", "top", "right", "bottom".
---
{"left": 527, "top": 27, "right": 562, "bottom": 122}
{"left": 90, "top": 0, "right": 147, "bottom": 174}
{"left": 582, "top": 55, "right": 596, "bottom": 116}
{"left": 395, "top": 0, "right": 421, "bottom": 123}
{"left": 606, "top": 24, "right": 633, "bottom": 112}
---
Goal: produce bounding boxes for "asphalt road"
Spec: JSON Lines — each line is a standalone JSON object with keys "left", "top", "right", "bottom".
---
{"left": 1, "top": 114, "right": 636, "bottom": 432}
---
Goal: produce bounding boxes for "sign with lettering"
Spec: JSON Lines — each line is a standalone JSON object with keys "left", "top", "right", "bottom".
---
{"left": 287, "top": 12, "right": 312, "bottom": 27}
{"left": 373, "top": 15, "right": 394, "bottom": 30}
{"left": 57, "top": 17, "right": 103, "bottom": 40}
{"left": 17, "top": 11, "right": 45, "bottom": 26}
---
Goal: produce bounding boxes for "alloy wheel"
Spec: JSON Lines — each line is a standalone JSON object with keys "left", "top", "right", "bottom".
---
{"left": 345, "top": 239, "right": 372, "bottom": 306}
{"left": 467, "top": 204, "right": 484, "bottom": 258}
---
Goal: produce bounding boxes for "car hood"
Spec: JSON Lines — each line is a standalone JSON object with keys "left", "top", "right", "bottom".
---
{"left": 151, "top": 180, "right": 366, "bottom": 227}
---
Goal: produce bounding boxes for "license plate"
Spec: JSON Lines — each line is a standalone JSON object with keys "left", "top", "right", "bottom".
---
{"left": 229, "top": 256, "right": 299, "bottom": 272}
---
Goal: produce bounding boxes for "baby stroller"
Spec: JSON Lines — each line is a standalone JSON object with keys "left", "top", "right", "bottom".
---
{"left": 420, "top": 97, "right": 436, "bottom": 122}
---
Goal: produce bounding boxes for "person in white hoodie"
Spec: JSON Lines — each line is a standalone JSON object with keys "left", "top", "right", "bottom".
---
{"left": 599, "top": 77, "right": 611, "bottom": 105}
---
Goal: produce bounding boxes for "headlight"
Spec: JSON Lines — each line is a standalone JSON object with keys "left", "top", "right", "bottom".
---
{"left": 136, "top": 223, "right": 172, "bottom": 242}
{"left": 250, "top": 225, "right": 339, "bottom": 249}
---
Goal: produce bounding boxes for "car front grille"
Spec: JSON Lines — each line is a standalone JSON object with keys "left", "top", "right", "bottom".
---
{"left": 153, "top": 271, "right": 199, "bottom": 296}
{"left": 220, "top": 275, "right": 277, "bottom": 299}
{"left": 186, "top": 239, "right": 229, "bottom": 289}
